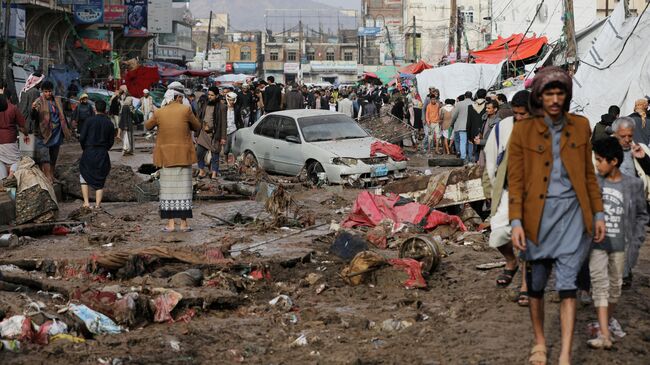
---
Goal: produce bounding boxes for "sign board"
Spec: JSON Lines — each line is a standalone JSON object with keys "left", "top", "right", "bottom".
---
{"left": 283, "top": 63, "right": 299, "bottom": 74}
{"left": 147, "top": 0, "right": 173, "bottom": 34}
{"left": 0, "top": 4, "right": 26, "bottom": 39}
{"left": 309, "top": 61, "right": 358, "bottom": 73}
{"left": 73, "top": 0, "right": 104, "bottom": 25}
{"left": 124, "top": 0, "right": 148, "bottom": 37}
{"left": 358, "top": 27, "right": 382, "bottom": 37}
{"left": 78, "top": 29, "right": 109, "bottom": 41}
{"left": 13, "top": 53, "right": 40, "bottom": 69}
{"left": 104, "top": 4, "right": 127, "bottom": 24}
{"left": 58, "top": 1, "right": 89, "bottom": 4}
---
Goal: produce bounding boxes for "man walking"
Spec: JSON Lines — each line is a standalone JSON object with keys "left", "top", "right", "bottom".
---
{"left": 467, "top": 89, "right": 487, "bottom": 163}
{"left": 338, "top": 93, "right": 354, "bottom": 118}
{"left": 71, "top": 94, "right": 95, "bottom": 136}
{"left": 263, "top": 76, "right": 282, "bottom": 113}
{"left": 79, "top": 100, "right": 114, "bottom": 209}
{"left": 508, "top": 67, "right": 605, "bottom": 365}
{"left": 451, "top": 91, "right": 473, "bottom": 161}
{"left": 31, "top": 81, "right": 72, "bottom": 182}
{"left": 140, "top": 89, "right": 155, "bottom": 121}
{"left": 19, "top": 72, "right": 44, "bottom": 135}
{"left": 285, "top": 84, "right": 304, "bottom": 110}
{"left": 223, "top": 92, "right": 243, "bottom": 167}
{"left": 196, "top": 87, "right": 226, "bottom": 179}
{"left": 483, "top": 90, "right": 532, "bottom": 306}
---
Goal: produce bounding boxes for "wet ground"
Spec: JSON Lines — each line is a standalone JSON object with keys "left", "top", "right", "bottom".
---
{"left": 1, "top": 136, "right": 650, "bottom": 364}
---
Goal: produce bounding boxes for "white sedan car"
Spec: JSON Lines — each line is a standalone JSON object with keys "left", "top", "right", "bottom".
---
{"left": 231, "top": 110, "right": 408, "bottom": 185}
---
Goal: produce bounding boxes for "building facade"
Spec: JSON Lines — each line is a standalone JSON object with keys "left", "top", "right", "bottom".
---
{"left": 263, "top": 30, "right": 360, "bottom": 85}
{"left": 597, "top": 0, "right": 648, "bottom": 17}
{"left": 150, "top": 6, "right": 196, "bottom": 64}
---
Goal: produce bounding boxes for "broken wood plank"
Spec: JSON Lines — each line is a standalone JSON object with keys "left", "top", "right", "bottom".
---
{"left": 383, "top": 175, "right": 432, "bottom": 194}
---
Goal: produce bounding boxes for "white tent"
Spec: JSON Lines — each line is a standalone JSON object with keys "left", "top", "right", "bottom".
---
{"left": 415, "top": 61, "right": 505, "bottom": 101}
{"left": 572, "top": 2, "right": 650, "bottom": 126}
{"left": 214, "top": 74, "right": 252, "bottom": 83}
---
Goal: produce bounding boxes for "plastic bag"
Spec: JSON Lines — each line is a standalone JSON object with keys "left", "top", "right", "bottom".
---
{"left": 68, "top": 304, "right": 122, "bottom": 335}
{"left": 152, "top": 290, "right": 183, "bottom": 323}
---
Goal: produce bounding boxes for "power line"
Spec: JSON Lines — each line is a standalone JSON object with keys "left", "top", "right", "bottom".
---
{"left": 578, "top": 1, "right": 649, "bottom": 70}
{"left": 507, "top": 0, "right": 546, "bottom": 64}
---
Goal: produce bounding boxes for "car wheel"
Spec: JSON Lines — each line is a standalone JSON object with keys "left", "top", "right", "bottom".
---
{"left": 307, "top": 160, "right": 325, "bottom": 185}
{"left": 243, "top": 151, "right": 259, "bottom": 170}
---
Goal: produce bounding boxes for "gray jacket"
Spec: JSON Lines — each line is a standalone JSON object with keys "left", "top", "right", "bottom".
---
{"left": 596, "top": 174, "right": 649, "bottom": 251}
{"left": 451, "top": 99, "right": 473, "bottom": 132}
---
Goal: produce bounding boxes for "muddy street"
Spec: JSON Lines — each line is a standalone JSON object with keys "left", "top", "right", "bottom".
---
{"left": 1, "top": 139, "right": 650, "bottom": 365}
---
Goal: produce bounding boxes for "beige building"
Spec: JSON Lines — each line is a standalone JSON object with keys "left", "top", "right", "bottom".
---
{"left": 597, "top": 0, "right": 648, "bottom": 17}
{"left": 193, "top": 13, "right": 229, "bottom": 53}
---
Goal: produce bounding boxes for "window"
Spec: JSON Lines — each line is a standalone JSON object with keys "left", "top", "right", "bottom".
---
{"left": 270, "top": 51, "right": 279, "bottom": 61}
{"left": 344, "top": 51, "right": 353, "bottom": 61}
{"left": 462, "top": 10, "right": 474, "bottom": 23}
{"left": 254, "top": 117, "right": 279, "bottom": 138}
{"left": 287, "top": 51, "right": 297, "bottom": 61}
{"left": 307, "top": 48, "right": 315, "bottom": 61}
{"left": 278, "top": 118, "right": 300, "bottom": 141}
{"left": 326, "top": 48, "right": 335, "bottom": 61}
{"left": 240, "top": 46, "right": 251, "bottom": 61}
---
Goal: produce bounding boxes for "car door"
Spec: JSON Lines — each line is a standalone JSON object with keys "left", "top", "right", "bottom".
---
{"left": 252, "top": 116, "right": 280, "bottom": 170}
{"left": 273, "top": 117, "right": 304, "bottom": 175}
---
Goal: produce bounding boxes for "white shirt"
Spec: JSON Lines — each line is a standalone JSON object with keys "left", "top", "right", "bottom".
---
{"left": 226, "top": 108, "right": 237, "bottom": 135}
{"left": 484, "top": 116, "right": 514, "bottom": 230}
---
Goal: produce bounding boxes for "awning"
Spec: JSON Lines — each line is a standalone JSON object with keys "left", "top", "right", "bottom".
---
{"left": 470, "top": 34, "right": 547, "bottom": 64}
{"left": 375, "top": 66, "right": 400, "bottom": 85}
{"left": 233, "top": 62, "right": 257, "bottom": 74}
{"left": 75, "top": 38, "right": 112, "bottom": 53}
{"left": 399, "top": 60, "right": 433, "bottom": 74}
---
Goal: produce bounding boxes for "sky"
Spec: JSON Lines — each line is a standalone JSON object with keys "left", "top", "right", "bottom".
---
{"left": 313, "top": 0, "right": 361, "bottom": 10}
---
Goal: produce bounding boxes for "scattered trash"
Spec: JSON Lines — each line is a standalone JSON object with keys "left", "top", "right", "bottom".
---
{"left": 381, "top": 319, "right": 414, "bottom": 332}
{"left": 291, "top": 333, "right": 308, "bottom": 347}
{"left": 269, "top": 295, "right": 293, "bottom": 312}
{"left": 0, "top": 339, "right": 20, "bottom": 352}
{"left": 50, "top": 334, "right": 86, "bottom": 343}
{"left": 315, "top": 283, "right": 328, "bottom": 294}
{"left": 341, "top": 251, "right": 387, "bottom": 286}
{"left": 68, "top": 304, "right": 122, "bottom": 335}
{"left": 152, "top": 289, "right": 183, "bottom": 323}
{"left": 0, "top": 315, "right": 30, "bottom": 340}
{"left": 399, "top": 235, "right": 445, "bottom": 273}
{"left": 168, "top": 269, "right": 203, "bottom": 287}
{"left": 304, "top": 273, "right": 323, "bottom": 286}
{"left": 169, "top": 339, "right": 181, "bottom": 352}
{"left": 366, "top": 224, "right": 389, "bottom": 249}
{"left": 475, "top": 261, "right": 507, "bottom": 270}
{"left": 387, "top": 259, "right": 427, "bottom": 289}
{"left": 0, "top": 233, "right": 18, "bottom": 247}
{"left": 329, "top": 231, "right": 369, "bottom": 262}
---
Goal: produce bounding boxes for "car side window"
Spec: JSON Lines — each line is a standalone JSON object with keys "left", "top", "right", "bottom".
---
{"left": 278, "top": 117, "right": 300, "bottom": 141}
{"left": 254, "top": 117, "right": 279, "bottom": 138}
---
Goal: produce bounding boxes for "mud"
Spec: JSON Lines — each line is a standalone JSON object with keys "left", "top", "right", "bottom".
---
{"left": 1, "top": 138, "right": 650, "bottom": 364}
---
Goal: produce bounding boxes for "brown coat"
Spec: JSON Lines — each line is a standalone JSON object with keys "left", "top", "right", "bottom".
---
{"left": 32, "top": 96, "right": 72, "bottom": 143}
{"left": 508, "top": 113, "right": 603, "bottom": 244}
{"left": 145, "top": 101, "right": 201, "bottom": 168}
{"left": 196, "top": 101, "right": 227, "bottom": 152}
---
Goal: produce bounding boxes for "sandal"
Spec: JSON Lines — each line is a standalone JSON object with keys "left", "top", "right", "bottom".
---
{"left": 161, "top": 227, "right": 175, "bottom": 233}
{"left": 517, "top": 291, "right": 530, "bottom": 307}
{"left": 180, "top": 227, "right": 193, "bottom": 233}
{"left": 529, "top": 344, "right": 547, "bottom": 365}
{"left": 496, "top": 266, "right": 519, "bottom": 287}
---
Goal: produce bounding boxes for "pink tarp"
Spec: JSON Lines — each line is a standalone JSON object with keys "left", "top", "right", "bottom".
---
{"left": 341, "top": 192, "right": 467, "bottom": 232}
{"left": 371, "top": 141, "right": 408, "bottom": 161}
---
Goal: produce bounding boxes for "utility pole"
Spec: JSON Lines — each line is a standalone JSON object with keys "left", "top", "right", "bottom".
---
{"left": 412, "top": 15, "right": 417, "bottom": 62}
{"left": 456, "top": 7, "right": 463, "bottom": 62}
{"left": 563, "top": 0, "right": 577, "bottom": 71}
{"left": 298, "top": 20, "right": 303, "bottom": 82}
{"left": 605, "top": 0, "right": 609, "bottom": 17}
{"left": 2, "top": 0, "right": 12, "bottom": 80}
{"left": 204, "top": 10, "right": 213, "bottom": 61}
{"left": 384, "top": 24, "right": 397, "bottom": 67}
{"left": 449, "top": 0, "right": 457, "bottom": 56}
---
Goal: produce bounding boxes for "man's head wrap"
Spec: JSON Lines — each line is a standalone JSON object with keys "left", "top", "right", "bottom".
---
{"left": 529, "top": 66, "right": 572, "bottom": 116}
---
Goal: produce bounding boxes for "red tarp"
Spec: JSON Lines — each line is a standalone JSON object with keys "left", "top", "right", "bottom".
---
{"left": 75, "top": 39, "right": 112, "bottom": 53}
{"left": 370, "top": 141, "right": 408, "bottom": 162}
{"left": 399, "top": 60, "right": 433, "bottom": 74}
{"left": 123, "top": 66, "right": 160, "bottom": 98}
{"left": 470, "top": 34, "right": 547, "bottom": 64}
{"left": 160, "top": 69, "right": 187, "bottom": 78}
{"left": 363, "top": 72, "right": 379, "bottom": 79}
{"left": 341, "top": 191, "right": 467, "bottom": 232}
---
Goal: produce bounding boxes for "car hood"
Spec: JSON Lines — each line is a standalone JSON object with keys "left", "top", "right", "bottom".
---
{"left": 309, "top": 137, "right": 383, "bottom": 159}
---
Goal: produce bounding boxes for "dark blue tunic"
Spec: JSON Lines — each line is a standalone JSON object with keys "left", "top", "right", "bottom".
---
{"left": 79, "top": 114, "right": 115, "bottom": 189}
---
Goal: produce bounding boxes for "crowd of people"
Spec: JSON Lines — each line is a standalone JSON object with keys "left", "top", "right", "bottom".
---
{"left": 2, "top": 68, "right": 650, "bottom": 364}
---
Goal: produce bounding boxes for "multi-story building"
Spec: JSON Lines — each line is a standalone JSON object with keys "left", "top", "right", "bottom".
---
{"left": 193, "top": 13, "right": 229, "bottom": 53}
{"left": 150, "top": 5, "right": 195, "bottom": 64}
{"left": 596, "top": 0, "right": 648, "bottom": 17}
{"left": 361, "top": 0, "right": 405, "bottom": 66}
{"left": 263, "top": 29, "right": 360, "bottom": 85}
{"left": 212, "top": 31, "right": 262, "bottom": 75}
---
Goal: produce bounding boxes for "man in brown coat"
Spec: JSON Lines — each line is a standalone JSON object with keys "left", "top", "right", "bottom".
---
{"left": 196, "top": 87, "right": 226, "bottom": 179}
{"left": 508, "top": 67, "right": 605, "bottom": 365}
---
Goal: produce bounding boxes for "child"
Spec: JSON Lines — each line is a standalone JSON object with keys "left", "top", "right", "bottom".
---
{"left": 589, "top": 137, "right": 649, "bottom": 349}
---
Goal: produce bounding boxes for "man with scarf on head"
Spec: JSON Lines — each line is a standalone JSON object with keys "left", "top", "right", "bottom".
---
{"left": 508, "top": 67, "right": 605, "bottom": 365}
{"left": 19, "top": 72, "right": 44, "bottom": 135}
{"left": 629, "top": 98, "right": 650, "bottom": 145}
{"left": 31, "top": 81, "right": 72, "bottom": 182}
{"left": 223, "top": 92, "right": 243, "bottom": 167}
{"left": 592, "top": 105, "right": 619, "bottom": 143}
{"left": 196, "top": 86, "right": 226, "bottom": 179}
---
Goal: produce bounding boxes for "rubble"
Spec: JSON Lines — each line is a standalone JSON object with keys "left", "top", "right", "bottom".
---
{"left": 56, "top": 163, "right": 143, "bottom": 202}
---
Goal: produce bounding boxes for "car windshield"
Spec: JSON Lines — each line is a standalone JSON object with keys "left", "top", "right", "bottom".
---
{"left": 298, "top": 115, "right": 369, "bottom": 142}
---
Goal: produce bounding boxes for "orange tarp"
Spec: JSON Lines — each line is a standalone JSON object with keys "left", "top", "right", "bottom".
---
{"left": 470, "top": 34, "right": 547, "bottom": 64}
{"left": 399, "top": 60, "right": 433, "bottom": 74}
{"left": 74, "top": 39, "right": 112, "bottom": 53}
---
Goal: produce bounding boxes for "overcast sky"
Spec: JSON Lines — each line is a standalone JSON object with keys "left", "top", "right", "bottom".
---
{"left": 313, "top": 0, "right": 361, "bottom": 10}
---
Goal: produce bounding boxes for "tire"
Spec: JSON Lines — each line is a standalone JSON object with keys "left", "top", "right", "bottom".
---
{"left": 428, "top": 157, "right": 464, "bottom": 167}
{"left": 243, "top": 151, "right": 259, "bottom": 170}
{"left": 306, "top": 161, "right": 325, "bottom": 185}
